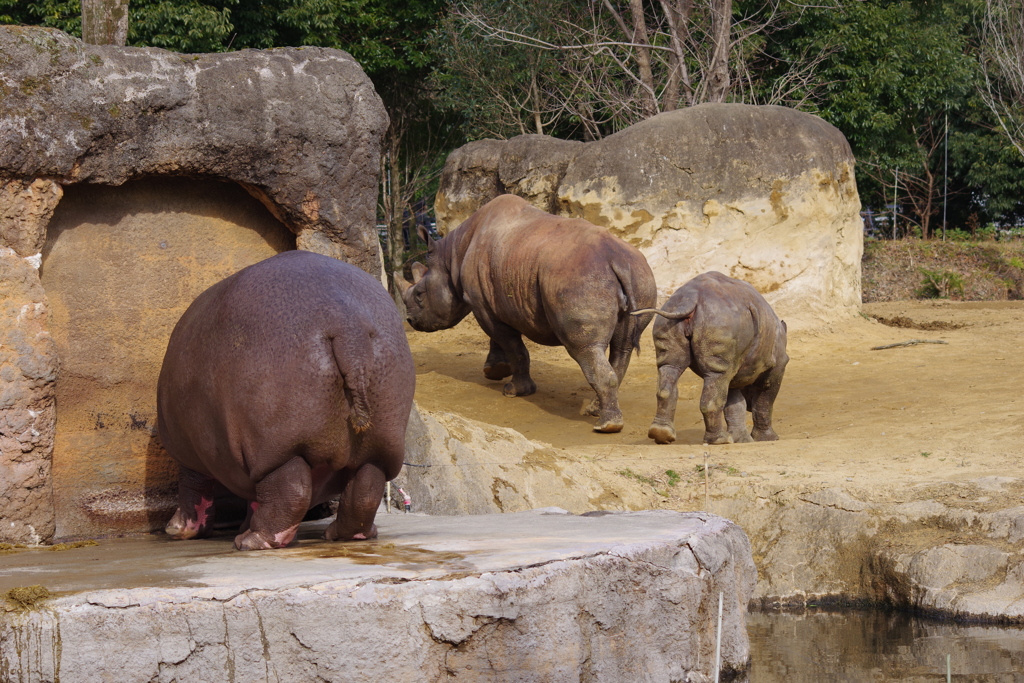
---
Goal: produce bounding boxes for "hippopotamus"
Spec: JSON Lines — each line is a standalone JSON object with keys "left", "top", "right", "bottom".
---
{"left": 157, "top": 250, "right": 415, "bottom": 550}
{"left": 397, "top": 194, "right": 656, "bottom": 432}
{"left": 632, "top": 271, "right": 788, "bottom": 445}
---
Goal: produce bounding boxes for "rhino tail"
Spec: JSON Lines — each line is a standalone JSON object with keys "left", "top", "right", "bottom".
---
{"left": 611, "top": 261, "right": 650, "bottom": 356}
{"left": 331, "top": 335, "right": 373, "bottom": 434}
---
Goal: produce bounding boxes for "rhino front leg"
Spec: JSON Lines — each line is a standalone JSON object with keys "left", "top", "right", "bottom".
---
{"left": 485, "top": 321, "right": 537, "bottom": 397}
{"left": 166, "top": 466, "right": 218, "bottom": 540}
{"left": 483, "top": 338, "right": 512, "bottom": 380}
{"left": 569, "top": 344, "right": 623, "bottom": 433}
{"left": 725, "top": 388, "right": 753, "bottom": 443}
{"left": 699, "top": 372, "right": 733, "bottom": 445}
{"left": 748, "top": 361, "right": 787, "bottom": 441}
{"left": 648, "top": 364, "right": 683, "bottom": 444}
{"left": 234, "top": 456, "right": 312, "bottom": 550}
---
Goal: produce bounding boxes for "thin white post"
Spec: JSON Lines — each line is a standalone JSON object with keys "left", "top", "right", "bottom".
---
{"left": 385, "top": 481, "right": 391, "bottom": 514}
{"left": 893, "top": 168, "right": 899, "bottom": 240}
{"left": 714, "top": 591, "right": 724, "bottom": 683}
{"left": 946, "top": 653, "right": 951, "bottom": 683}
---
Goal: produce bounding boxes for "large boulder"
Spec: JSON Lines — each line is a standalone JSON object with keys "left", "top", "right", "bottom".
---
{"left": 435, "top": 104, "right": 862, "bottom": 329}
{"left": 0, "top": 26, "right": 387, "bottom": 542}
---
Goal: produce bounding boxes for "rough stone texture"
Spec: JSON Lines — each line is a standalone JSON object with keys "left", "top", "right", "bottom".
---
{"left": 435, "top": 104, "right": 862, "bottom": 330}
{"left": 0, "top": 249, "right": 57, "bottom": 544}
{"left": 704, "top": 477, "right": 1024, "bottom": 621}
{"left": 41, "top": 178, "right": 294, "bottom": 539}
{"left": 396, "top": 405, "right": 653, "bottom": 515}
{"left": 0, "top": 25, "right": 386, "bottom": 541}
{"left": 0, "top": 510, "right": 756, "bottom": 683}
{"left": 0, "top": 25, "right": 386, "bottom": 272}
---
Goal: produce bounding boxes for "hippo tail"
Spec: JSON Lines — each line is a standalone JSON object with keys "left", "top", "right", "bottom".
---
{"left": 331, "top": 336, "right": 373, "bottom": 434}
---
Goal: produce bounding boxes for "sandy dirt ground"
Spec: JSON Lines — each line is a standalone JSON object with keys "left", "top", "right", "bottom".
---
{"left": 408, "top": 300, "right": 1024, "bottom": 510}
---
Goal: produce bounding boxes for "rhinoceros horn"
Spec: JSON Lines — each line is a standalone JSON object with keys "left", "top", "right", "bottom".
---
{"left": 395, "top": 271, "right": 413, "bottom": 295}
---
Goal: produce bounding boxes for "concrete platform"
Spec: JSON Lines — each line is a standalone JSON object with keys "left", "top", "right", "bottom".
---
{"left": 0, "top": 510, "right": 755, "bottom": 683}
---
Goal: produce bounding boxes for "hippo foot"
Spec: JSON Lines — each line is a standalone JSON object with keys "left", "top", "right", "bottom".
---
{"left": 648, "top": 423, "right": 676, "bottom": 444}
{"left": 703, "top": 431, "right": 734, "bottom": 445}
{"left": 593, "top": 416, "right": 624, "bottom": 433}
{"left": 483, "top": 362, "right": 512, "bottom": 381}
{"left": 730, "top": 431, "right": 754, "bottom": 444}
{"left": 234, "top": 525, "right": 298, "bottom": 551}
{"left": 502, "top": 379, "right": 537, "bottom": 397}
{"left": 751, "top": 427, "right": 779, "bottom": 442}
{"left": 580, "top": 398, "right": 601, "bottom": 417}
{"left": 165, "top": 505, "right": 211, "bottom": 540}
{"left": 324, "top": 521, "right": 379, "bottom": 541}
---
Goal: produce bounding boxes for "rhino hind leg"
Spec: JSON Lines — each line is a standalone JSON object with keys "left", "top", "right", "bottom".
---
{"left": 569, "top": 345, "right": 623, "bottom": 433}
{"left": 483, "top": 339, "right": 512, "bottom": 380}
{"left": 326, "top": 461, "right": 387, "bottom": 542}
{"left": 166, "top": 466, "right": 218, "bottom": 540}
{"left": 724, "top": 389, "right": 753, "bottom": 443}
{"left": 699, "top": 372, "right": 734, "bottom": 445}
{"left": 234, "top": 456, "right": 312, "bottom": 551}
{"left": 749, "top": 362, "right": 787, "bottom": 442}
{"left": 648, "top": 364, "right": 683, "bottom": 444}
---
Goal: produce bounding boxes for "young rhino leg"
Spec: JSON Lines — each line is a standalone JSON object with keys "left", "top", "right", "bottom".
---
{"left": 483, "top": 338, "right": 512, "bottom": 381}
{"left": 700, "top": 372, "right": 734, "bottom": 445}
{"left": 166, "top": 466, "right": 218, "bottom": 540}
{"left": 725, "top": 388, "right": 753, "bottom": 443}
{"left": 234, "top": 456, "right": 312, "bottom": 551}
{"left": 648, "top": 364, "right": 683, "bottom": 444}
{"left": 326, "top": 461, "right": 387, "bottom": 541}
{"left": 748, "top": 361, "right": 787, "bottom": 442}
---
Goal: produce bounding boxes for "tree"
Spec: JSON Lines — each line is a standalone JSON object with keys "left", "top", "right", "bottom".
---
{"left": 82, "top": 0, "right": 129, "bottom": 45}
{"left": 980, "top": 0, "right": 1024, "bottom": 159}
{"left": 432, "top": 0, "right": 827, "bottom": 140}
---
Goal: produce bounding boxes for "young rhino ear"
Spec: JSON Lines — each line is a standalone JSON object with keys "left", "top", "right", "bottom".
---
{"left": 410, "top": 262, "right": 428, "bottom": 284}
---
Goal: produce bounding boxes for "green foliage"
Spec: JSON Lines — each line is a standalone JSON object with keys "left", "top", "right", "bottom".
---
{"left": 917, "top": 267, "right": 966, "bottom": 298}
{"left": 0, "top": 0, "right": 81, "bottom": 35}
{"left": 665, "top": 469, "right": 681, "bottom": 487}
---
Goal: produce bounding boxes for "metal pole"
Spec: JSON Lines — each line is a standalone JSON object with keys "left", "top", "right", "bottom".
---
{"left": 943, "top": 112, "right": 949, "bottom": 241}
{"left": 714, "top": 591, "right": 724, "bottom": 683}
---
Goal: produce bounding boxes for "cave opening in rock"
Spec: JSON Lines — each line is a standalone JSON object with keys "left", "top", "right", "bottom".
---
{"left": 40, "top": 176, "right": 296, "bottom": 539}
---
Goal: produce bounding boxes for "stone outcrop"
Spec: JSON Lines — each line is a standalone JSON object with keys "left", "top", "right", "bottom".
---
{"left": 396, "top": 406, "right": 653, "bottom": 515}
{"left": 0, "top": 26, "right": 387, "bottom": 272}
{"left": 0, "top": 249, "right": 57, "bottom": 545}
{"left": 0, "top": 510, "right": 756, "bottom": 683}
{"left": 0, "top": 26, "right": 387, "bottom": 542}
{"left": 435, "top": 104, "right": 863, "bottom": 330}
{"left": 707, "top": 477, "right": 1024, "bottom": 621}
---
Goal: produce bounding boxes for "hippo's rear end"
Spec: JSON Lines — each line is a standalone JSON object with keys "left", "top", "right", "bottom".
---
{"left": 157, "top": 250, "right": 415, "bottom": 550}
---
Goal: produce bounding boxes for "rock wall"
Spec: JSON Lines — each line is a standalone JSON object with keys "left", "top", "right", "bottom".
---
{"left": 0, "top": 26, "right": 387, "bottom": 542}
{"left": 435, "top": 104, "right": 862, "bottom": 330}
{"left": 396, "top": 406, "right": 654, "bottom": 515}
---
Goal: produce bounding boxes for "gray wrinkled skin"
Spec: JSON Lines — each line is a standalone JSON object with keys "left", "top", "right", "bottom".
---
{"left": 399, "top": 195, "right": 657, "bottom": 433}
{"left": 642, "top": 271, "right": 788, "bottom": 445}
{"left": 158, "top": 251, "right": 415, "bottom": 550}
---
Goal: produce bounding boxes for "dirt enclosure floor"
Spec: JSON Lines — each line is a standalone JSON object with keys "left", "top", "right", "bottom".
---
{"left": 408, "top": 300, "right": 1024, "bottom": 511}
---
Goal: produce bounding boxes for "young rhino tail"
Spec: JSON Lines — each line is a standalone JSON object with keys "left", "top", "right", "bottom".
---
{"left": 331, "top": 335, "right": 373, "bottom": 433}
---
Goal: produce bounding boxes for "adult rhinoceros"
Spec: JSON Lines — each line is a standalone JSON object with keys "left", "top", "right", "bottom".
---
{"left": 398, "top": 194, "right": 656, "bottom": 433}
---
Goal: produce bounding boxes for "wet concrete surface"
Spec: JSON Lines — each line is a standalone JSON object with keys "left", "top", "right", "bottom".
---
{"left": 0, "top": 508, "right": 707, "bottom": 595}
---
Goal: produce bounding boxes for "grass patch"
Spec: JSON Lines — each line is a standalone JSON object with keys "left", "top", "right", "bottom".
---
{"left": 49, "top": 540, "right": 99, "bottom": 552}
{"left": 3, "top": 585, "right": 51, "bottom": 612}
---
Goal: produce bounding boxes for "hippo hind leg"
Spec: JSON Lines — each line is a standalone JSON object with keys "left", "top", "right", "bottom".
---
{"left": 724, "top": 388, "right": 753, "bottom": 443}
{"left": 166, "top": 466, "right": 218, "bottom": 540}
{"left": 483, "top": 338, "right": 512, "bottom": 381}
{"left": 326, "top": 461, "right": 387, "bottom": 541}
{"left": 234, "top": 456, "right": 312, "bottom": 551}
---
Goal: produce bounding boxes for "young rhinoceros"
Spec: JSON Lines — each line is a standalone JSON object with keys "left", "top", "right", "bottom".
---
{"left": 158, "top": 250, "right": 415, "bottom": 550}
{"left": 398, "top": 194, "right": 656, "bottom": 433}
{"left": 633, "top": 271, "right": 788, "bottom": 445}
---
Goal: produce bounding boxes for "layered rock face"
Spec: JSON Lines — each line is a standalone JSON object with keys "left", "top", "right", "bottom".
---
{"left": 0, "top": 26, "right": 387, "bottom": 542}
{"left": 0, "top": 511, "right": 756, "bottom": 683}
{"left": 435, "top": 104, "right": 862, "bottom": 330}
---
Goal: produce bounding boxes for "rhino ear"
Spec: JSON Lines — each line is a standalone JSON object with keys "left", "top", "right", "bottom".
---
{"left": 395, "top": 271, "right": 413, "bottom": 295}
{"left": 417, "top": 224, "right": 433, "bottom": 251}
{"left": 410, "top": 262, "right": 428, "bottom": 284}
